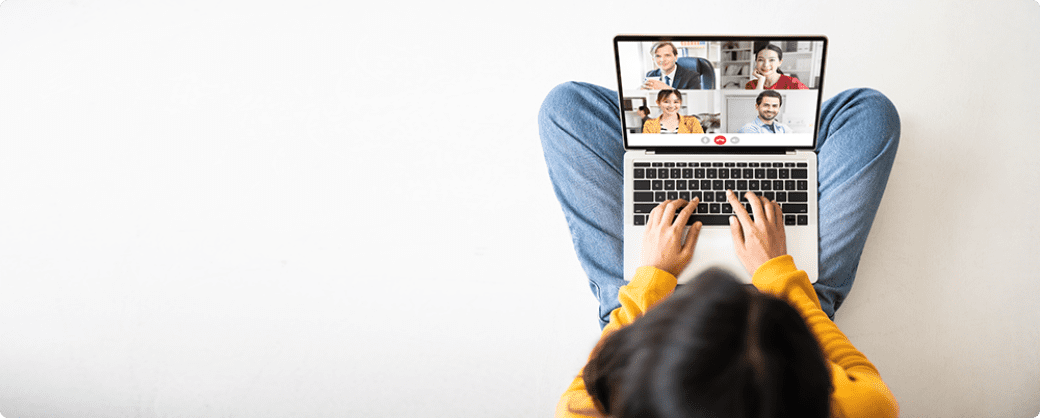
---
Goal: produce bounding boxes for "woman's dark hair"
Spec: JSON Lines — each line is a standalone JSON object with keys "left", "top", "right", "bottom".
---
{"left": 656, "top": 89, "right": 682, "bottom": 104}
{"left": 755, "top": 44, "right": 785, "bottom": 75}
{"left": 582, "top": 268, "right": 831, "bottom": 418}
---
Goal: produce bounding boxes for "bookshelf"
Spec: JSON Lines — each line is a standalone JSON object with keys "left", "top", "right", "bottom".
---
{"left": 720, "top": 41, "right": 753, "bottom": 89}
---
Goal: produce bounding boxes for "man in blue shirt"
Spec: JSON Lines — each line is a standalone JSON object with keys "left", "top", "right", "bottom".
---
{"left": 740, "top": 90, "right": 790, "bottom": 133}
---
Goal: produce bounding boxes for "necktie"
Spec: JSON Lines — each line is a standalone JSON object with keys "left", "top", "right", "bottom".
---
{"left": 664, "top": 76, "right": 671, "bottom": 87}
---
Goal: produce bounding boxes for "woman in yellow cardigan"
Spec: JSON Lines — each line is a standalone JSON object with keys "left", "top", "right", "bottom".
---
{"left": 642, "top": 89, "right": 703, "bottom": 134}
{"left": 555, "top": 193, "right": 898, "bottom": 418}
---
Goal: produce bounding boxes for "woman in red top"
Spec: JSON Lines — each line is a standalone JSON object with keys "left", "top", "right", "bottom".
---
{"left": 746, "top": 44, "right": 808, "bottom": 90}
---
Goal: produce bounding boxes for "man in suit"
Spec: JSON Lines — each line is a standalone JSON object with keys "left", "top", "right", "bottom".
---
{"left": 642, "top": 42, "right": 702, "bottom": 90}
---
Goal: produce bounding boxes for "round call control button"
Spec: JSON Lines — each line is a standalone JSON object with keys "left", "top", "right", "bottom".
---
{"left": 714, "top": 135, "right": 726, "bottom": 145}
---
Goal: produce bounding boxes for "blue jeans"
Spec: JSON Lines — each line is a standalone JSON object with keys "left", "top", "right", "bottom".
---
{"left": 539, "top": 82, "right": 900, "bottom": 328}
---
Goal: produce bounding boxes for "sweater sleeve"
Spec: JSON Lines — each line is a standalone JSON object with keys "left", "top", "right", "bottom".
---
{"left": 752, "top": 255, "right": 899, "bottom": 418}
{"left": 555, "top": 266, "right": 677, "bottom": 418}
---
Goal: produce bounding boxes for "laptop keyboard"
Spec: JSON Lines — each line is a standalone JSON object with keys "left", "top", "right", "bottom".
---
{"left": 633, "top": 161, "right": 811, "bottom": 227}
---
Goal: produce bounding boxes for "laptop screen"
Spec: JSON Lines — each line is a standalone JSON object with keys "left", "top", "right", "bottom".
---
{"left": 614, "top": 36, "right": 827, "bottom": 149}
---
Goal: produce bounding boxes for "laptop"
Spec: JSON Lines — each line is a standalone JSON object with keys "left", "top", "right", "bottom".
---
{"left": 616, "top": 35, "right": 827, "bottom": 284}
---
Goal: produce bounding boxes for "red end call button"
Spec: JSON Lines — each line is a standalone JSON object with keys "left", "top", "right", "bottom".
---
{"left": 714, "top": 135, "right": 726, "bottom": 145}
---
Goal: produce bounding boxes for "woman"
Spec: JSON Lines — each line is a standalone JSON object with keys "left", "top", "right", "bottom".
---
{"left": 641, "top": 90, "right": 703, "bottom": 134}
{"left": 539, "top": 82, "right": 902, "bottom": 417}
{"left": 746, "top": 44, "right": 808, "bottom": 90}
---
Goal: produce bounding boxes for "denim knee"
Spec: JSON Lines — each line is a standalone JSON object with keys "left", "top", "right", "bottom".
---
{"left": 844, "top": 88, "right": 901, "bottom": 152}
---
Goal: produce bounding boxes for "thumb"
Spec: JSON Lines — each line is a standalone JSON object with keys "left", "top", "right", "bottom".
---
{"left": 683, "top": 222, "right": 702, "bottom": 254}
{"left": 728, "top": 215, "right": 745, "bottom": 249}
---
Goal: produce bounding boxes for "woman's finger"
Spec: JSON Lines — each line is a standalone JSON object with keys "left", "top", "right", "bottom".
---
{"left": 763, "top": 197, "right": 776, "bottom": 224}
{"left": 728, "top": 214, "right": 745, "bottom": 247}
{"left": 683, "top": 221, "right": 702, "bottom": 255}
{"left": 659, "top": 199, "right": 685, "bottom": 227}
{"left": 672, "top": 198, "right": 698, "bottom": 229}
{"left": 726, "top": 190, "right": 753, "bottom": 233}
{"left": 746, "top": 191, "right": 765, "bottom": 226}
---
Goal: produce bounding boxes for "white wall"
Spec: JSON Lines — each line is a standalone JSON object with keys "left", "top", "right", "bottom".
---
{"left": 0, "top": 0, "right": 1038, "bottom": 417}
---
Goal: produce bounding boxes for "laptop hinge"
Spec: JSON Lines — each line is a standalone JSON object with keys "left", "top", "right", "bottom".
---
{"left": 787, "top": 150, "right": 798, "bottom": 155}
{"left": 645, "top": 150, "right": 655, "bottom": 155}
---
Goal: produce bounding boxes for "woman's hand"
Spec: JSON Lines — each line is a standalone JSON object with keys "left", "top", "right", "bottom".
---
{"left": 751, "top": 68, "right": 766, "bottom": 90}
{"left": 725, "top": 190, "right": 787, "bottom": 275}
{"left": 640, "top": 198, "right": 702, "bottom": 277}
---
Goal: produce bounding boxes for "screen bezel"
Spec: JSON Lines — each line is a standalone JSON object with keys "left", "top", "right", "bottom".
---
{"left": 614, "top": 35, "right": 828, "bottom": 153}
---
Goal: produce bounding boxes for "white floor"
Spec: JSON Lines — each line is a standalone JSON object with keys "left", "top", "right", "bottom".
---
{"left": 0, "top": 0, "right": 1037, "bottom": 417}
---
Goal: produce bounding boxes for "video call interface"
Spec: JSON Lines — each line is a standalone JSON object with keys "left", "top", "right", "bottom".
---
{"left": 616, "top": 37, "right": 826, "bottom": 147}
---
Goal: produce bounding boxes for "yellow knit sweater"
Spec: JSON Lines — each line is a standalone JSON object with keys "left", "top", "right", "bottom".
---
{"left": 556, "top": 255, "right": 898, "bottom": 418}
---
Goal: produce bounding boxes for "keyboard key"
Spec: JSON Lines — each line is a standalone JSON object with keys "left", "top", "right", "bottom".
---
{"left": 712, "top": 162, "right": 724, "bottom": 167}
{"left": 731, "top": 168, "right": 741, "bottom": 179}
{"left": 797, "top": 215, "right": 808, "bottom": 225}
{"left": 797, "top": 181, "right": 808, "bottom": 190}
{"left": 742, "top": 168, "right": 753, "bottom": 179}
{"left": 712, "top": 180, "right": 724, "bottom": 190}
{"left": 652, "top": 162, "right": 663, "bottom": 167}
{"left": 707, "top": 169, "right": 717, "bottom": 179}
{"left": 710, "top": 203, "right": 721, "bottom": 213}
{"left": 689, "top": 180, "right": 699, "bottom": 190}
{"left": 725, "top": 180, "right": 735, "bottom": 190}
{"left": 715, "top": 191, "right": 726, "bottom": 202}
{"left": 785, "top": 163, "right": 795, "bottom": 167}
{"left": 634, "top": 180, "right": 651, "bottom": 190}
{"left": 785, "top": 215, "right": 796, "bottom": 225}
{"left": 779, "top": 169, "right": 789, "bottom": 179}
{"left": 634, "top": 192, "right": 654, "bottom": 202}
{"left": 646, "top": 169, "right": 657, "bottom": 179}
{"left": 775, "top": 192, "right": 787, "bottom": 202}
{"left": 690, "top": 162, "right": 700, "bottom": 167}
{"left": 785, "top": 180, "right": 796, "bottom": 190}
{"left": 682, "top": 168, "right": 693, "bottom": 178}
{"left": 773, "top": 180, "right": 784, "bottom": 190}
{"left": 652, "top": 180, "right": 663, "bottom": 190}
{"left": 700, "top": 180, "right": 711, "bottom": 190}
{"left": 764, "top": 191, "right": 775, "bottom": 200}
{"left": 667, "top": 191, "right": 678, "bottom": 200}
{"left": 634, "top": 215, "right": 646, "bottom": 226}
{"left": 677, "top": 162, "right": 687, "bottom": 167}
{"left": 749, "top": 162, "right": 760, "bottom": 167}
{"left": 691, "top": 191, "right": 702, "bottom": 201}
{"left": 679, "top": 191, "right": 690, "bottom": 200}
{"left": 782, "top": 204, "right": 808, "bottom": 213}
{"left": 761, "top": 181, "right": 772, "bottom": 191}
{"left": 665, "top": 162, "right": 675, "bottom": 167}
{"left": 772, "top": 162, "right": 784, "bottom": 168}
{"left": 766, "top": 169, "right": 777, "bottom": 179}
{"left": 634, "top": 162, "right": 651, "bottom": 167}
{"left": 724, "top": 162, "right": 735, "bottom": 167}
{"left": 659, "top": 168, "right": 669, "bottom": 179}
{"left": 792, "top": 169, "right": 808, "bottom": 179}
{"left": 788, "top": 192, "right": 808, "bottom": 202}
{"left": 665, "top": 180, "right": 675, "bottom": 190}
{"left": 684, "top": 215, "right": 732, "bottom": 226}
{"left": 737, "top": 180, "right": 747, "bottom": 190}
{"left": 676, "top": 180, "right": 687, "bottom": 190}
{"left": 797, "top": 162, "right": 807, "bottom": 167}
{"left": 718, "top": 169, "right": 729, "bottom": 179}
{"left": 655, "top": 192, "right": 666, "bottom": 202}
{"left": 697, "top": 203, "right": 708, "bottom": 213}
{"left": 635, "top": 204, "right": 658, "bottom": 213}
{"left": 749, "top": 180, "right": 760, "bottom": 189}
{"left": 634, "top": 168, "right": 645, "bottom": 179}
{"left": 695, "top": 168, "right": 705, "bottom": 178}
{"left": 737, "top": 162, "right": 748, "bottom": 167}
{"left": 671, "top": 168, "right": 681, "bottom": 178}
{"left": 754, "top": 169, "right": 765, "bottom": 179}
{"left": 702, "top": 192, "right": 714, "bottom": 202}
{"left": 722, "top": 203, "right": 733, "bottom": 214}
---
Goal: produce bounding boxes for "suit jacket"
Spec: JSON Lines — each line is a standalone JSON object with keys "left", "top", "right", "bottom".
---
{"left": 645, "top": 64, "right": 702, "bottom": 90}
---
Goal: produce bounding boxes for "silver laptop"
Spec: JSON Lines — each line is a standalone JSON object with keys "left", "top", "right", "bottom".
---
{"left": 616, "top": 35, "right": 827, "bottom": 284}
